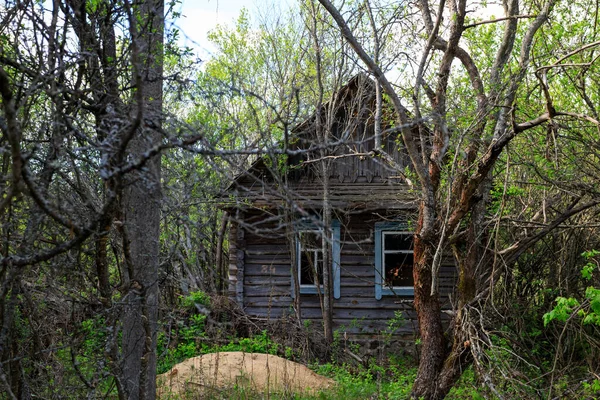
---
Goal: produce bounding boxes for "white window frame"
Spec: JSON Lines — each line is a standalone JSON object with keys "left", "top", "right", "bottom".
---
{"left": 297, "top": 229, "right": 324, "bottom": 290}
{"left": 292, "top": 220, "right": 341, "bottom": 299}
{"left": 375, "top": 222, "right": 414, "bottom": 299}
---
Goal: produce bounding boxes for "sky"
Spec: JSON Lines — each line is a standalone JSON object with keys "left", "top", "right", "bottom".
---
{"left": 173, "top": 0, "right": 293, "bottom": 61}
{"left": 172, "top": 0, "right": 504, "bottom": 63}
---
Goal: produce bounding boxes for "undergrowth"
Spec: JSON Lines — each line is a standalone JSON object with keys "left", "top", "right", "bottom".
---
{"left": 157, "top": 291, "right": 284, "bottom": 374}
{"left": 156, "top": 291, "right": 486, "bottom": 399}
{"left": 57, "top": 289, "right": 598, "bottom": 399}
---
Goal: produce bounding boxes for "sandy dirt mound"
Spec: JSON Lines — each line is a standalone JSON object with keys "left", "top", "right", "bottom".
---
{"left": 157, "top": 352, "right": 335, "bottom": 398}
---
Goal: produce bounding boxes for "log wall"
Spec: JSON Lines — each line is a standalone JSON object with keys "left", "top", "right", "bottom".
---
{"left": 229, "top": 210, "right": 457, "bottom": 337}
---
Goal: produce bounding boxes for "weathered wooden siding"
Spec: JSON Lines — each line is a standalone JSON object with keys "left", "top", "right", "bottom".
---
{"left": 227, "top": 218, "right": 246, "bottom": 304}
{"left": 229, "top": 210, "right": 457, "bottom": 336}
{"left": 228, "top": 181, "right": 417, "bottom": 211}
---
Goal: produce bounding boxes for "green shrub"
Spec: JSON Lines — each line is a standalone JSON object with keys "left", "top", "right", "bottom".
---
{"left": 180, "top": 290, "right": 211, "bottom": 309}
{"left": 157, "top": 289, "right": 280, "bottom": 374}
{"left": 207, "top": 330, "right": 279, "bottom": 355}
{"left": 312, "top": 357, "right": 417, "bottom": 400}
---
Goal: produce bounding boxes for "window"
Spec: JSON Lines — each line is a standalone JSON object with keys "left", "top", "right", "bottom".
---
{"left": 375, "top": 222, "right": 414, "bottom": 299}
{"left": 298, "top": 230, "right": 324, "bottom": 286}
{"left": 292, "top": 220, "right": 341, "bottom": 299}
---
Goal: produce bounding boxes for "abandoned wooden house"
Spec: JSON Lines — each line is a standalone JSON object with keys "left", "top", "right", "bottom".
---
{"left": 220, "top": 75, "right": 456, "bottom": 337}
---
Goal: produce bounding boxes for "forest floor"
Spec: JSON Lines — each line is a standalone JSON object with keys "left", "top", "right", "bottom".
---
{"left": 156, "top": 351, "right": 335, "bottom": 398}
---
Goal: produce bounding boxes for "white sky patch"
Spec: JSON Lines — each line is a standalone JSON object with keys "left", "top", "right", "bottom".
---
{"left": 172, "top": 0, "right": 508, "bottom": 78}
{"left": 472, "top": 1, "right": 505, "bottom": 19}
{"left": 173, "top": 0, "right": 293, "bottom": 61}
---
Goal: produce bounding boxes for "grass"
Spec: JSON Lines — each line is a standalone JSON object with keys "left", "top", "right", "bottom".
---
{"left": 155, "top": 293, "right": 485, "bottom": 399}
{"left": 157, "top": 354, "right": 488, "bottom": 400}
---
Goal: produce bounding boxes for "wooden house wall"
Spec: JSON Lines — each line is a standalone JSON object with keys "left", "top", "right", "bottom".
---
{"left": 229, "top": 210, "right": 457, "bottom": 337}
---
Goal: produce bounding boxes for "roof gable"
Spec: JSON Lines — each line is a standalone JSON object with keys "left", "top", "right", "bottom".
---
{"left": 223, "top": 74, "right": 416, "bottom": 210}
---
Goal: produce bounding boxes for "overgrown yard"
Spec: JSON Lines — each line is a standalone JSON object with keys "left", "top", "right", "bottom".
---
{"left": 153, "top": 292, "right": 432, "bottom": 399}
{"left": 151, "top": 292, "right": 600, "bottom": 400}
{"left": 154, "top": 348, "right": 485, "bottom": 399}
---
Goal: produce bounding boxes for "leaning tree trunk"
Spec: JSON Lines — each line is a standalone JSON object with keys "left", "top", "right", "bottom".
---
{"left": 122, "top": 1, "right": 163, "bottom": 399}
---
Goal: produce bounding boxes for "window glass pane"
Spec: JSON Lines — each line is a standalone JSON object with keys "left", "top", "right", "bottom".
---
{"left": 316, "top": 255, "right": 324, "bottom": 282}
{"left": 384, "top": 253, "right": 414, "bottom": 287}
{"left": 300, "top": 250, "right": 324, "bottom": 285}
{"left": 384, "top": 233, "right": 413, "bottom": 251}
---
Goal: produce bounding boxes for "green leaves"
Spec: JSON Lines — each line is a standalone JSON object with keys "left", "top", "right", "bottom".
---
{"left": 86, "top": 0, "right": 101, "bottom": 14}
{"left": 544, "top": 249, "right": 600, "bottom": 327}
{"left": 180, "top": 290, "right": 211, "bottom": 309}
{"left": 543, "top": 296, "right": 580, "bottom": 326}
{"left": 586, "top": 287, "right": 600, "bottom": 316}
{"left": 582, "top": 264, "right": 595, "bottom": 280}
{"left": 580, "top": 250, "right": 598, "bottom": 280}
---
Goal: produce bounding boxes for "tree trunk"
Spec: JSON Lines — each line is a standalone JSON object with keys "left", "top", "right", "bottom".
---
{"left": 215, "top": 211, "right": 229, "bottom": 294}
{"left": 411, "top": 206, "right": 447, "bottom": 399}
{"left": 413, "top": 192, "right": 490, "bottom": 399}
{"left": 121, "top": 1, "right": 163, "bottom": 399}
{"left": 322, "top": 171, "right": 334, "bottom": 343}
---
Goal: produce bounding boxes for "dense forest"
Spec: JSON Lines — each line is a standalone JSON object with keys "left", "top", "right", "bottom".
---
{"left": 0, "top": 0, "right": 599, "bottom": 399}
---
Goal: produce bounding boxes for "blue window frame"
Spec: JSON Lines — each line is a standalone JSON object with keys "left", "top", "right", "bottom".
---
{"left": 375, "top": 222, "right": 414, "bottom": 299}
{"left": 292, "top": 220, "right": 341, "bottom": 299}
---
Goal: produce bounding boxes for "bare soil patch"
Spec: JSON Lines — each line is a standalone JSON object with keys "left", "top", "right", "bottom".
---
{"left": 157, "top": 351, "right": 335, "bottom": 398}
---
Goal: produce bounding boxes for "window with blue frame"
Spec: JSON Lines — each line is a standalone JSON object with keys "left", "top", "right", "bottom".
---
{"left": 292, "top": 219, "right": 340, "bottom": 299}
{"left": 375, "top": 222, "right": 414, "bottom": 299}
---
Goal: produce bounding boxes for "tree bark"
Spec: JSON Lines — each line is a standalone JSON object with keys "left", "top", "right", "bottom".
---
{"left": 121, "top": 1, "right": 163, "bottom": 398}
{"left": 307, "top": 1, "right": 334, "bottom": 343}
{"left": 411, "top": 207, "right": 446, "bottom": 399}
{"left": 215, "top": 211, "right": 229, "bottom": 294}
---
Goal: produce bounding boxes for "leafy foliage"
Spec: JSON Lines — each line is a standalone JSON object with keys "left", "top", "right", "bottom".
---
{"left": 544, "top": 250, "right": 600, "bottom": 327}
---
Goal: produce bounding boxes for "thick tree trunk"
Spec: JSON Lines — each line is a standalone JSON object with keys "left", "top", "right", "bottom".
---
{"left": 412, "top": 248, "right": 473, "bottom": 399}
{"left": 411, "top": 207, "right": 447, "bottom": 399}
{"left": 122, "top": 1, "right": 163, "bottom": 399}
{"left": 322, "top": 175, "right": 334, "bottom": 344}
{"left": 412, "top": 196, "right": 489, "bottom": 399}
{"left": 432, "top": 229, "right": 480, "bottom": 399}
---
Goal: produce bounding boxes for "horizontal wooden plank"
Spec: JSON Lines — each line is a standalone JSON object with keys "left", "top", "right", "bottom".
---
{"left": 245, "top": 243, "right": 289, "bottom": 250}
{"left": 244, "top": 299, "right": 413, "bottom": 311}
{"left": 297, "top": 308, "right": 414, "bottom": 321}
{"left": 234, "top": 190, "right": 414, "bottom": 200}
{"left": 243, "top": 308, "right": 292, "bottom": 318}
{"left": 243, "top": 293, "right": 452, "bottom": 308}
{"left": 333, "top": 321, "right": 417, "bottom": 334}
{"left": 340, "top": 267, "right": 375, "bottom": 276}
{"left": 245, "top": 285, "right": 292, "bottom": 297}
{"left": 244, "top": 256, "right": 290, "bottom": 265}
{"left": 245, "top": 264, "right": 291, "bottom": 276}
{"left": 245, "top": 276, "right": 291, "bottom": 285}
{"left": 243, "top": 265, "right": 455, "bottom": 279}
{"left": 339, "top": 253, "right": 374, "bottom": 260}
{"left": 338, "top": 286, "right": 414, "bottom": 297}
{"left": 244, "top": 299, "right": 292, "bottom": 308}
{"left": 245, "top": 236, "right": 287, "bottom": 245}
{"left": 244, "top": 253, "right": 290, "bottom": 260}
{"left": 231, "top": 200, "right": 416, "bottom": 211}
{"left": 242, "top": 277, "right": 455, "bottom": 293}
{"left": 339, "top": 277, "right": 375, "bottom": 287}
{"left": 339, "top": 246, "right": 375, "bottom": 254}
{"left": 243, "top": 262, "right": 455, "bottom": 277}
{"left": 233, "top": 185, "right": 414, "bottom": 194}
